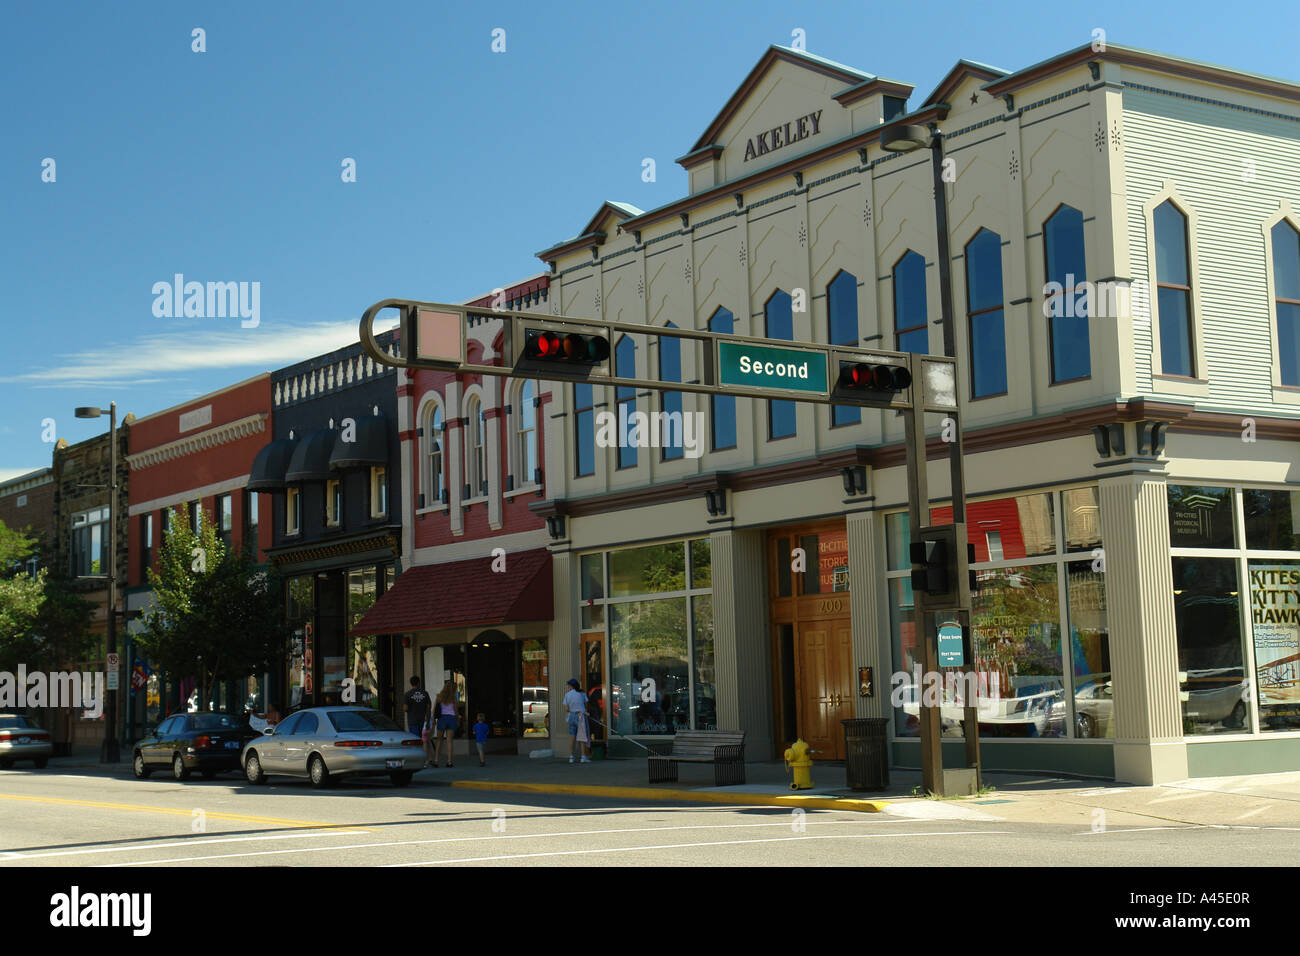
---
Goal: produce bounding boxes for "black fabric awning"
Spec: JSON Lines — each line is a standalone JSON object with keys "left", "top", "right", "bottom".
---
{"left": 284, "top": 429, "right": 336, "bottom": 482}
{"left": 329, "top": 413, "right": 390, "bottom": 470}
{"left": 247, "top": 438, "right": 298, "bottom": 491}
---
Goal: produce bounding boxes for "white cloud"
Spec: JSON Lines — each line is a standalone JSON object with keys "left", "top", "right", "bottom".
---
{"left": 1, "top": 319, "right": 395, "bottom": 389}
{"left": 0, "top": 467, "right": 47, "bottom": 483}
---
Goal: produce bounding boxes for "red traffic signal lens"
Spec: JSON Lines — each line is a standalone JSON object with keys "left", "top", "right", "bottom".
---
{"left": 524, "top": 329, "right": 609, "bottom": 364}
{"left": 839, "top": 362, "right": 911, "bottom": 391}
{"left": 525, "top": 330, "right": 562, "bottom": 359}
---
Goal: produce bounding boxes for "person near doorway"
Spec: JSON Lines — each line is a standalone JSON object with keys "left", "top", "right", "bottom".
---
{"left": 404, "top": 676, "right": 432, "bottom": 766}
{"left": 472, "top": 713, "right": 490, "bottom": 767}
{"left": 564, "top": 678, "right": 591, "bottom": 764}
{"left": 433, "top": 681, "right": 459, "bottom": 767}
{"left": 248, "top": 703, "right": 281, "bottom": 734}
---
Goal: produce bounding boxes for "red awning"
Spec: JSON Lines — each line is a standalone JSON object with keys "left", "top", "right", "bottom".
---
{"left": 350, "top": 548, "right": 552, "bottom": 635}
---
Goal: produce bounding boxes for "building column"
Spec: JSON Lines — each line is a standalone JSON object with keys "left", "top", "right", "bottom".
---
{"left": 710, "top": 528, "right": 772, "bottom": 759}
{"left": 1099, "top": 473, "right": 1188, "bottom": 784}
{"left": 549, "top": 549, "right": 578, "bottom": 753}
{"left": 847, "top": 510, "right": 887, "bottom": 718}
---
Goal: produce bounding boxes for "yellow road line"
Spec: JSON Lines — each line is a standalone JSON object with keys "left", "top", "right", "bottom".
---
{"left": 449, "top": 780, "right": 888, "bottom": 813}
{"left": 0, "top": 792, "right": 371, "bottom": 831}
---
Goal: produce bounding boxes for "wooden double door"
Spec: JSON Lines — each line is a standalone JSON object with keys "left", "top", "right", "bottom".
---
{"left": 794, "top": 620, "right": 855, "bottom": 760}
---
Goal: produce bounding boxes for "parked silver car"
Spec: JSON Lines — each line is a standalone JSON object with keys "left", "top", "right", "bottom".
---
{"left": 241, "top": 706, "right": 425, "bottom": 788}
{"left": 0, "top": 714, "right": 53, "bottom": 768}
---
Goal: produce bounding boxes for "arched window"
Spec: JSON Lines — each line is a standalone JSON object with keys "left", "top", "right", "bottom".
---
{"left": 893, "top": 250, "right": 928, "bottom": 355}
{"left": 827, "top": 271, "right": 860, "bottom": 427}
{"left": 424, "top": 401, "right": 445, "bottom": 505}
{"left": 660, "top": 323, "right": 684, "bottom": 460}
{"left": 709, "top": 308, "right": 737, "bottom": 451}
{"left": 965, "top": 228, "right": 1007, "bottom": 398}
{"left": 1154, "top": 200, "right": 1194, "bottom": 378}
{"left": 1044, "top": 205, "right": 1090, "bottom": 382}
{"left": 515, "top": 380, "right": 538, "bottom": 486}
{"left": 615, "top": 336, "right": 637, "bottom": 469}
{"left": 1270, "top": 220, "right": 1300, "bottom": 387}
{"left": 464, "top": 396, "right": 485, "bottom": 497}
{"left": 765, "top": 290, "right": 796, "bottom": 439}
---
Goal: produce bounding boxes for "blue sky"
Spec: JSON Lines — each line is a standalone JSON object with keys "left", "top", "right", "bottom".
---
{"left": 2, "top": 0, "right": 1297, "bottom": 478}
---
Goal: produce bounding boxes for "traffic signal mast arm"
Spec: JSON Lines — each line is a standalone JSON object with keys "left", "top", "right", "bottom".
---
{"left": 358, "top": 297, "right": 959, "bottom": 413}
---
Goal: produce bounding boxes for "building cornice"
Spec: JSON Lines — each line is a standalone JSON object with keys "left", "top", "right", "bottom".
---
{"left": 126, "top": 413, "right": 267, "bottom": 470}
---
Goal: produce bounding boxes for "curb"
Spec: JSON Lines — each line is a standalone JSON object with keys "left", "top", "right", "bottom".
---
{"left": 449, "top": 779, "right": 889, "bottom": 813}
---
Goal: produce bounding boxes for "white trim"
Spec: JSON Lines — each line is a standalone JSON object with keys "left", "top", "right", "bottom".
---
{"left": 127, "top": 413, "right": 267, "bottom": 470}
{"left": 128, "top": 474, "right": 251, "bottom": 516}
{"left": 416, "top": 392, "right": 447, "bottom": 507}
{"left": 1143, "top": 182, "right": 1207, "bottom": 384}
{"left": 1262, "top": 200, "right": 1300, "bottom": 401}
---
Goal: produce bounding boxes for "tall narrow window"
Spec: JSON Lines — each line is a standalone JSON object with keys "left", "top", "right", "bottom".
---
{"left": 325, "top": 480, "right": 341, "bottom": 526}
{"left": 615, "top": 336, "right": 637, "bottom": 469}
{"left": 286, "top": 487, "right": 301, "bottom": 535}
{"left": 1271, "top": 220, "right": 1300, "bottom": 387}
{"left": 517, "top": 380, "right": 538, "bottom": 484}
{"left": 370, "top": 466, "right": 387, "bottom": 518}
{"left": 464, "top": 398, "right": 485, "bottom": 497}
{"left": 244, "top": 490, "right": 258, "bottom": 548}
{"left": 893, "top": 251, "right": 928, "bottom": 355}
{"left": 426, "top": 403, "right": 445, "bottom": 503}
{"left": 827, "top": 271, "right": 860, "bottom": 427}
{"left": 765, "top": 290, "right": 796, "bottom": 439}
{"left": 216, "top": 493, "right": 232, "bottom": 548}
{"left": 189, "top": 500, "right": 201, "bottom": 534}
{"left": 1154, "top": 200, "right": 1194, "bottom": 378}
{"left": 574, "top": 383, "right": 595, "bottom": 477}
{"left": 141, "top": 513, "right": 153, "bottom": 577}
{"left": 966, "top": 228, "right": 1007, "bottom": 398}
{"left": 709, "top": 308, "right": 736, "bottom": 451}
{"left": 1044, "top": 205, "right": 1091, "bottom": 382}
{"left": 659, "top": 323, "right": 684, "bottom": 460}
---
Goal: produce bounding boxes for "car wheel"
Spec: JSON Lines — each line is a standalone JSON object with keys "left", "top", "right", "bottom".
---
{"left": 0, "top": 758, "right": 12, "bottom": 770}
{"left": 172, "top": 753, "right": 191, "bottom": 781}
{"left": 1226, "top": 701, "right": 1247, "bottom": 729}
{"left": 244, "top": 751, "right": 266, "bottom": 784}
{"left": 133, "top": 752, "right": 152, "bottom": 779}
{"left": 1076, "top": 713, "right": 1095, "bottom": 738}
{"left": 390, "top": 771, "right": 413, "bottom": 787}
{"left": 308, "top": 754, "right": 331, "bottom": 788}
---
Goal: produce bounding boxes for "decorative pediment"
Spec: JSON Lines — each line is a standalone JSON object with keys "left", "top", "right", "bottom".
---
{"left": 920, "top": 59, "right": 1010, "bottom": 108}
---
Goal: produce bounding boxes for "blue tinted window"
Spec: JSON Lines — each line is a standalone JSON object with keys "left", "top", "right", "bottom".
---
{"left": 709, "top": 308, "right": 736, "bottom": 450}
{"left": 766, "top": 291, "right": 796, "bottom": 439}
{"left": 893, "top": 251, "right": 928, "bottom": 355}
{"left": 1272, "top": 222, "right": 1300, "bottom": 387}
{"left": 965, "top": 229, "right": 1007, "bottom": 398}
{"left": 828, "top": 271, "right": 860, "bottom": 427}
{"left": 660, "top": 323, "right": 684, "bottom": 460}
{"left": 616, "top": 337, "right": 637, "bottom": 468}
{"left": 574, "top": 383, "right": 594, "bottom": 477}
{"left": 1044, "top": 205, "right": 1090, "bottom": 382}
{"left": 1153, "top": 202, "right": 1194, "bottom": 377}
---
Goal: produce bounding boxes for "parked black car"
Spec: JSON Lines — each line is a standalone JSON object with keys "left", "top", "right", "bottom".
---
{"left": 132, "top": 712, "right": 263, "bottom": 781}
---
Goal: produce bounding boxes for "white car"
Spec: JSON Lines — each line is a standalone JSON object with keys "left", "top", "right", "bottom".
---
{"left": 241, "top": 706, "right": 426, "bottom": 788}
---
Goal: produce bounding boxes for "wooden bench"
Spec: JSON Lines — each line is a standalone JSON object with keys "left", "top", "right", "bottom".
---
{"left": 646, "top": 731, "right": 746, "bottom": 786}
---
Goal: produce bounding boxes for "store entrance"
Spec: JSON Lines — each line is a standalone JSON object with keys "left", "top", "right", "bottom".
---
{"left": 768, "top": 521, "right": 854, "bottom": 760}
{"left": 466, "top": 631, "right": 515, "bottom": 738}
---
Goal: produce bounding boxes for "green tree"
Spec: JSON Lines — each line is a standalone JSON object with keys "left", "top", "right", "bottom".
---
{"left": 0, "top": 521, "right": 95, "bottom": 674}
{"left": 136, "top": 507, "right": 289, "bottom": 709}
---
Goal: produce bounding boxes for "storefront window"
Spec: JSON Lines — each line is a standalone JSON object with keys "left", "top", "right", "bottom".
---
{"left": 931, "top": 492, "right": 1056, "bottom": 561}
{"left": 521, "top": 639, "right": 549, "bottom": 738}
{"left": 1243, "top": 489, "right": 1300, "bottom": 552}
{"left": 580, "top": 553, "right": 604, "bottom": 601}
{"left": 610, "top": 597, "right": 689, "bottom": 735}
{"left": 888, "top": 577, "right": 919, "bottom": 738}
{"left": 1066, "top": 560, "right": 1111, "bottom": 738}
{"left": 886, "top": 513, "right": 910, "bottom": 571}
{"left": 690, "top": 538, "right": 711, "bottom": 589}
{"left": 1247, "top": 560, "right": 1300, "bottom": 731}
{"left": 971, "top": 564, "right": 1064, "bottom": 737}
{"left": 609, "top": 543, "right": 685, "bottom": 597}
{"left": 348, "top": 567, "right": 379, "bottom": 709}
{"left": 1168, "top": 485, "right": 1235, "bottom": 550}
{"left": 1063, "top": 487, "right": 1102, "bottom": 552}
{"left": 692, "top": 596, "right": 716, "bottom": 730}
{"left": 1173, "top": 557, "right": 1248, "bottom": 735}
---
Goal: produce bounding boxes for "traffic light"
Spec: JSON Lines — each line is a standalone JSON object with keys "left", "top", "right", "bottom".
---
{"left": 831, "top": 359, "right": 912, "bottom": 407}
{"left": 522, "top": 329, "right": 610, "bottom": 364}
{"left": 909, "top": 523, "right": 977, "bottom": 610}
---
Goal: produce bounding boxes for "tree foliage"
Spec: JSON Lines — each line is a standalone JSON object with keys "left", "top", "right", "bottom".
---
{"left": 0, "top": 520, "right": 95, "bottom": 672}
{"left": 136, "top": 507, "right": 289, "bottom": 707}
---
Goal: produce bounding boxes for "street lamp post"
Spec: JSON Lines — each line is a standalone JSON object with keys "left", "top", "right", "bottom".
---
{"left": 75, "top": 402, "right": 120, "bottom": 763}
{"left": 879, "top": 122, "right": 981, "bottom": 795}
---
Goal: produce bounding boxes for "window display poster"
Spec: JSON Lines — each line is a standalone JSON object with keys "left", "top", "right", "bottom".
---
{"left": 1250, "top": 564, "right": 1300, "bottom": 705}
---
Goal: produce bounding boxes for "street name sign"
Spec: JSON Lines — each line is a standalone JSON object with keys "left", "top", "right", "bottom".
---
{"left": 717, "top": 341, "right": 829, "bottom": 396}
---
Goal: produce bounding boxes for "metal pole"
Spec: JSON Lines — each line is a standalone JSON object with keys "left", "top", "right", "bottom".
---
{"left": 102, "top": 402, "right": 120, "bottom": 762}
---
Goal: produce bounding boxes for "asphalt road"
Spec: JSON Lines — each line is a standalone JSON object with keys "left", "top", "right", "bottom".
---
{"left": 1, "top": 767, "right": 1298, "bottom": 867}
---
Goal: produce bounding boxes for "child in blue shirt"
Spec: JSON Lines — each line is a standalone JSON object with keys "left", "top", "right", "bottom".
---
{"left": 473, "top": 713, "right": 490, "bottom": 766}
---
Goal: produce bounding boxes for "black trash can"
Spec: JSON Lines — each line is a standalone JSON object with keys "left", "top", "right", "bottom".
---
{"left": 842, "top": 717, "right": 889, "bottom": 791}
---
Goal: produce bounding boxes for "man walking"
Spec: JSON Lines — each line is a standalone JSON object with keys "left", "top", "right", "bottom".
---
{"left": 564, "top": 678, "right": 591, "bottom": 764}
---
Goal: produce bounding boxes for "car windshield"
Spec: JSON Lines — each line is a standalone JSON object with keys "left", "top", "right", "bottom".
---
{"left": 191, "top": 713, "right": 243, "bottom": 730}
{"left": 0, "top": 716, "right": 34, "bottom": 729}
{"left": 327, "top": 710, "right": 401, "bottom": 733}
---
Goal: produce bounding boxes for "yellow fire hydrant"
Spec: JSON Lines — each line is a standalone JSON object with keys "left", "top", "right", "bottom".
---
{"left": 784, "top": 738, "right": 815, "bottom": 790}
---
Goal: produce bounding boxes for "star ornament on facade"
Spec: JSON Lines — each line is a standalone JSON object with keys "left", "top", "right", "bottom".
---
{"left": 970, "top": 92, "right": 979, "bottom": 105}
